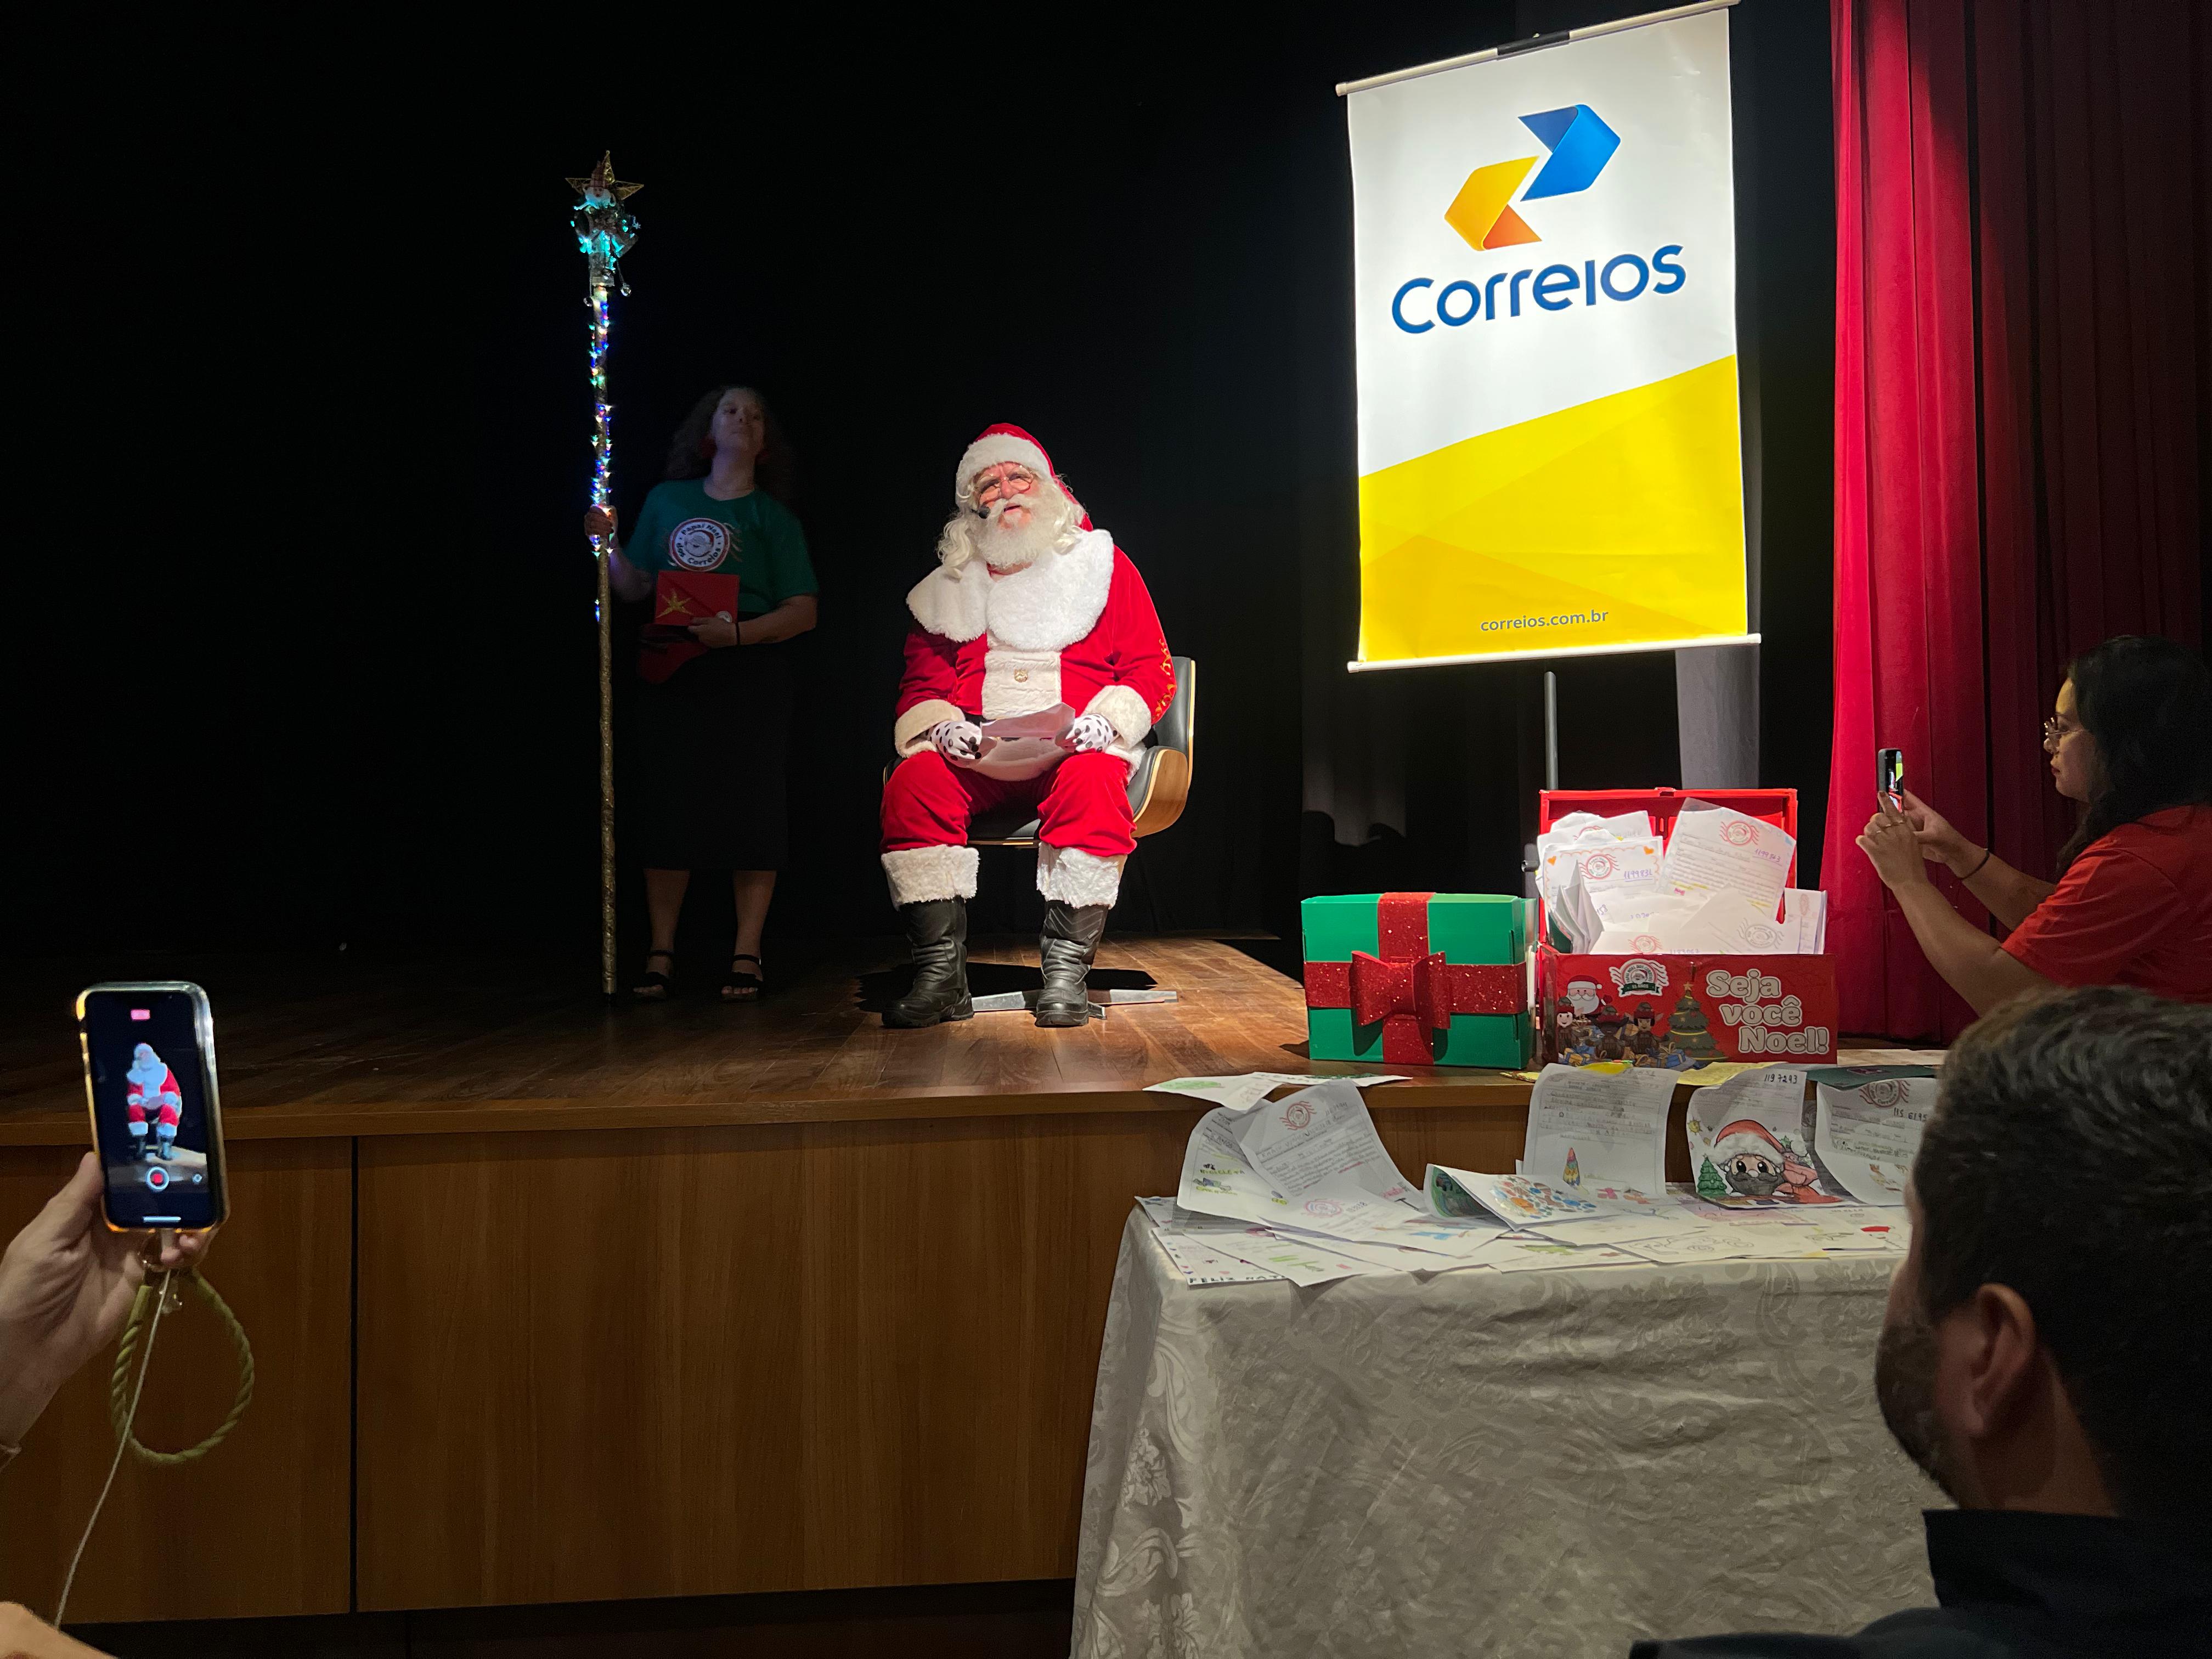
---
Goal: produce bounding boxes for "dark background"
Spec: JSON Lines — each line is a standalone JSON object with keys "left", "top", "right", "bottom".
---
{"left": 16, "top": 0, "right": 1832, "bottom": 976}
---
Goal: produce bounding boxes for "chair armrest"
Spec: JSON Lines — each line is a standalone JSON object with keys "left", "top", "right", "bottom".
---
{"left": 1131, "top": 748, "right": 1192, "bottom": 838}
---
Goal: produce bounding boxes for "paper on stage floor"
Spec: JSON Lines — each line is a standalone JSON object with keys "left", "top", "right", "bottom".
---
{"left": 1664, "top": 801, "right": 1797, "bottom": 916}
{"left": 1176, "top": 1080, "right": 1424, "bottom": 1240}
{"left": 1145, "top": 1071, "right": 1409, "bottom": 1113}
{"left": 1814, "top": 1072, "right": 1938, "bottom": 1206}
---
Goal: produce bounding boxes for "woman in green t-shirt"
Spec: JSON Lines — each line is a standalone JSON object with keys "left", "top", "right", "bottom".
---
{"left": 584, "top": 386, "right": 819, "bottom": 1000}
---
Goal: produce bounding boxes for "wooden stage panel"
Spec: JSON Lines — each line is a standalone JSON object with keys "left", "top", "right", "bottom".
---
{"left": 353, "top": 1099, "right": 1543, "bottom": 1611}
{"left": 0, "top": 1141, "right": 352, "bottom": 1623}
{"left": 353, "top": 1127, "right": 810, "bottom": 1611}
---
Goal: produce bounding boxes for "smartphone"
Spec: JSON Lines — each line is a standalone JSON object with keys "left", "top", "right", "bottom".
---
{"left": 76, "top": 983, "right": 228, "bottom": 1232}
{"left": 1876, "top": 747, "right": 1904, "bottom": 808}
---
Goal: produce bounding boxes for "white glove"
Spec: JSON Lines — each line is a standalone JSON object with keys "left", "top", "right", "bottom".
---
{"left": 932, "top": 720, "right": 983, "bottom": 761}
{"left": 1061, "top": 713, "right": 1117, "bottom": 753}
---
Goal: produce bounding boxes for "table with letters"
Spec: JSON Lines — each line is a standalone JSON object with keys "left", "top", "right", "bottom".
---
{"left": 1071, "top": 1212, "right": 1937, "bottom": 1659}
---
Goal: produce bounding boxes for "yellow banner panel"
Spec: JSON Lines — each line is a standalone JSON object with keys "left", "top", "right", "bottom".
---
{"left": 1358, "top": 355, "right": 1746, "bottom": 664}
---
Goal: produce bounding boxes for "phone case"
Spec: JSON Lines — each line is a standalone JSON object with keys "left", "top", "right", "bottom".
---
{"left": 76, "top": 981, "right": 230, "bottom": 1233}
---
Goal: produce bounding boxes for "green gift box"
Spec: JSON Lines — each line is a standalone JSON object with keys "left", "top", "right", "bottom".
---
{"left": 1300, "top": 892, "right": 1532, "bottom": 1068}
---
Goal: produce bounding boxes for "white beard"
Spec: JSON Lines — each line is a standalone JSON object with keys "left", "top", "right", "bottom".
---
{"left": 938, "top": 488, "right": 1082, "bottom": 574}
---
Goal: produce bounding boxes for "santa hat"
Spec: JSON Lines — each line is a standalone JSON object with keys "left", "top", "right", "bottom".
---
{"left": 1710, "top": 1120, "right": 1785, "bottom": 1160}
{"left": 953, "top": 424, "right": 1091, "bottom": 528}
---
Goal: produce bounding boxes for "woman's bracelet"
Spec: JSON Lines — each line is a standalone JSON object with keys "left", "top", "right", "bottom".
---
{"left": 1960, "top": 845, "right": 1993, "bottom": 880}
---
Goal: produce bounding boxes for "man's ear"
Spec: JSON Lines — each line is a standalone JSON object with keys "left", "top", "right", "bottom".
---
{"left": 1939, "top": 1283, "right": 2041, "bottom": 1443}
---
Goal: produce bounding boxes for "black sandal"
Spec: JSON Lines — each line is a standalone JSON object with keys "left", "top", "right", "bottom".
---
{"left": 634, "top": 948, "right": 676, "bottom": 1000}
{"left": 722, "top": 953, "right": 764, "bottom": 1002}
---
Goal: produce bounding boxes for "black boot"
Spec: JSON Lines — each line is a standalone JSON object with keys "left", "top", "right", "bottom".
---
{"left": 1035, "top": 901, "right": 1109, "bottom": 1027}
{"left": 885, "top": 899, "right": 972, "bottom": 1028}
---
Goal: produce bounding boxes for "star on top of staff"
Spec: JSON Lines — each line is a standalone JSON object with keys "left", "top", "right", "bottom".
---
{"left": 567, "top": 152, "right": 642, "bottom": 205}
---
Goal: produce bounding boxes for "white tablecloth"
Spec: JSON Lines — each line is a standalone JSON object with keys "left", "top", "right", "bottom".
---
{"left": 1072, "top": 1213, "right": 1936, "bottom": 1659}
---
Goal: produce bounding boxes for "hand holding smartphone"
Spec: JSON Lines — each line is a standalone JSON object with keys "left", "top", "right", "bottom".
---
{"left": 75, "top": 984, "right": 228, "bottom": 1233}
{"left": 1876, "top": 747, "right": 1905, "bottom": 812}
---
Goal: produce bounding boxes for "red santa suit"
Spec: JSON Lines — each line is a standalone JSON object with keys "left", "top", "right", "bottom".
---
{"left": 125, "top": 1043, "right": 182, "bottom": 1155}
{"left": 881, "top": 426, "right": 1175, "bottom": 911}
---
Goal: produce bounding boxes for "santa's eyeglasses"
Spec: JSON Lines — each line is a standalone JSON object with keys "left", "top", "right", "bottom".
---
{"left": 972, "top": 468, "right": 1039, "bottom": 507}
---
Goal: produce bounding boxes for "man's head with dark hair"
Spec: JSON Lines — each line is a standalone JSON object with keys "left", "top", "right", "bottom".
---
{"left": 1877, "top": 987, "right": 2212, "bottom": 1532}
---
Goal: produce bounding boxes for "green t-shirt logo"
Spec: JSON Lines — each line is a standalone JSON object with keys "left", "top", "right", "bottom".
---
{"left": 669, "top": 517, "right": 733, "bottom": 570}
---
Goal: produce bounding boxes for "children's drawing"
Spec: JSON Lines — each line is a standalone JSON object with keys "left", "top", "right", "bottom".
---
{"left": 1706, "top": 1119, "right": 1841, "bottom": 1206}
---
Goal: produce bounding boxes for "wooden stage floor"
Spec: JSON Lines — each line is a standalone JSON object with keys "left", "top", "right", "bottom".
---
{"left": 0, "top": 935, "right": 1542, "bottom": 1145}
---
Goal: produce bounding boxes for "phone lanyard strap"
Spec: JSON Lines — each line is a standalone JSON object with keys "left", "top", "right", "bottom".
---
{"left": 109, "top": 1270, "right": 255, "bottom": 1465}
{"left": 1962, "top": 845, "right": 1993, "bottom": 880}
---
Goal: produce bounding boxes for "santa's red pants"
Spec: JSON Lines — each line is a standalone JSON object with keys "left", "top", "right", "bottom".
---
{"left": 881, "top": 751, "right": 1135, "bottom": 857}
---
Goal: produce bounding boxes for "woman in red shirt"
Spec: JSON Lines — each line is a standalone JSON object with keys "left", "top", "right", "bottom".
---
{"left": 1858, "top": 636, "right": 2212, "bottom": 1011}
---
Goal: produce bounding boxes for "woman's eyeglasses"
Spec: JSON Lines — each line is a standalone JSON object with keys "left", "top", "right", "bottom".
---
{"left": 2042, "top": 717, "right": 2079, "bottom": 751}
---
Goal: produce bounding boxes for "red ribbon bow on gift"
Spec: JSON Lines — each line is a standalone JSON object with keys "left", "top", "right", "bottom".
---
{"left": 1304, "top": 892, "right": 1526, "bottom": 1065}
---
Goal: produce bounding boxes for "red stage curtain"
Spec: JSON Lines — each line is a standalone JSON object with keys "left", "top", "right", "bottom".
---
{"left": 1824, "top": 0, "right": 2205, "bottom": 1041}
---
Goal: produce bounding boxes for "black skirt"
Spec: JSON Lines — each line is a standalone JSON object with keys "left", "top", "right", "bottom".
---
{"left": 627, "top": 638, "right": 794, "bottom": 871}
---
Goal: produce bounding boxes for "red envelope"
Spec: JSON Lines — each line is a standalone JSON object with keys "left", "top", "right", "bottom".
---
{"left": 640, "top": 572, "right": 739, "bottom": 683}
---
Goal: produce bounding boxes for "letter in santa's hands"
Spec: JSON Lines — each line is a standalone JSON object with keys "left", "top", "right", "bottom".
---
{"left": 962, "top": 702, "right": 1076, "bottom": 779}
{"left": 1812, "top": 1070, "right": 1937, "bottom": 1206}
{"left": 1664, "top": 802, "right": 1796, "bottom": 915}
{"left": 1517, "top": 1063, "right": 1677, "bottom": 1221}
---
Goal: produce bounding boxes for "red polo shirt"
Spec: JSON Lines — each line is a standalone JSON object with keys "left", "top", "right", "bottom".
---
{"left": 2001, "top": 805, "right": 2212, "bottom": 1003}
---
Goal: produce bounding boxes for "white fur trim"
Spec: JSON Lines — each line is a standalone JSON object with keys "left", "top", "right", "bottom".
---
{"left": 981, "top": 649, "right": 1062, "bottom": 718}
{"left": 894, "top": 698, "right": 963, "bottom": 758}
{"left": 883, "top": 844, "right": 979, "bottom": 905}
{"left": 1086, "top": 684, "right": 1153, "bottom": 748}
{"left": 906, "top": 529, "right": 1114, "bottom": 650}
{"left": 1036, "top": 844, "right": 1125, "bottom": 908}
{"left": 955, "top": 433, "right": 1053, "bottom": 503}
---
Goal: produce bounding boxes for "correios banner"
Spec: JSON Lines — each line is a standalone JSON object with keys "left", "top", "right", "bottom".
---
{"left": 1345, "top": 5, "right": 1748, "bottom": 669}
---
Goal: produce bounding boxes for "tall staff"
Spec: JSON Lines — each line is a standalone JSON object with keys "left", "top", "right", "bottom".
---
{"left": 567, "top": 153, "right": 641, "bottom": 997}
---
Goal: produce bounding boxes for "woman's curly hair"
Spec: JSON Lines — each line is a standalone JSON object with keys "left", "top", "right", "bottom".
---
{"left": 664, "top": 385, "right": 797, "bottom": 503}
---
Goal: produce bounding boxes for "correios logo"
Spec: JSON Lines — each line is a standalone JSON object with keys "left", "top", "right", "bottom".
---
{"left": 1392, "top": 100, "right": 1687, "bottom": 336}
{"left": 1446, "top": 104, "right": 1620, "bottom": 250}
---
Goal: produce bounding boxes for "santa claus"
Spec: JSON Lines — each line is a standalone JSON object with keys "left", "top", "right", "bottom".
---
{"left": 881, "top": 425, "right": 1175, "bottom": 1028}
{"left": 125, "top": 1042, "right": 182, "bottom": 1161}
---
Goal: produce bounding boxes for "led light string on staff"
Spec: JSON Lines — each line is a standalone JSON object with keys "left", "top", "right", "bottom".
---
{"left": 566, "top": 153, "right": 641, "bottom": 999}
